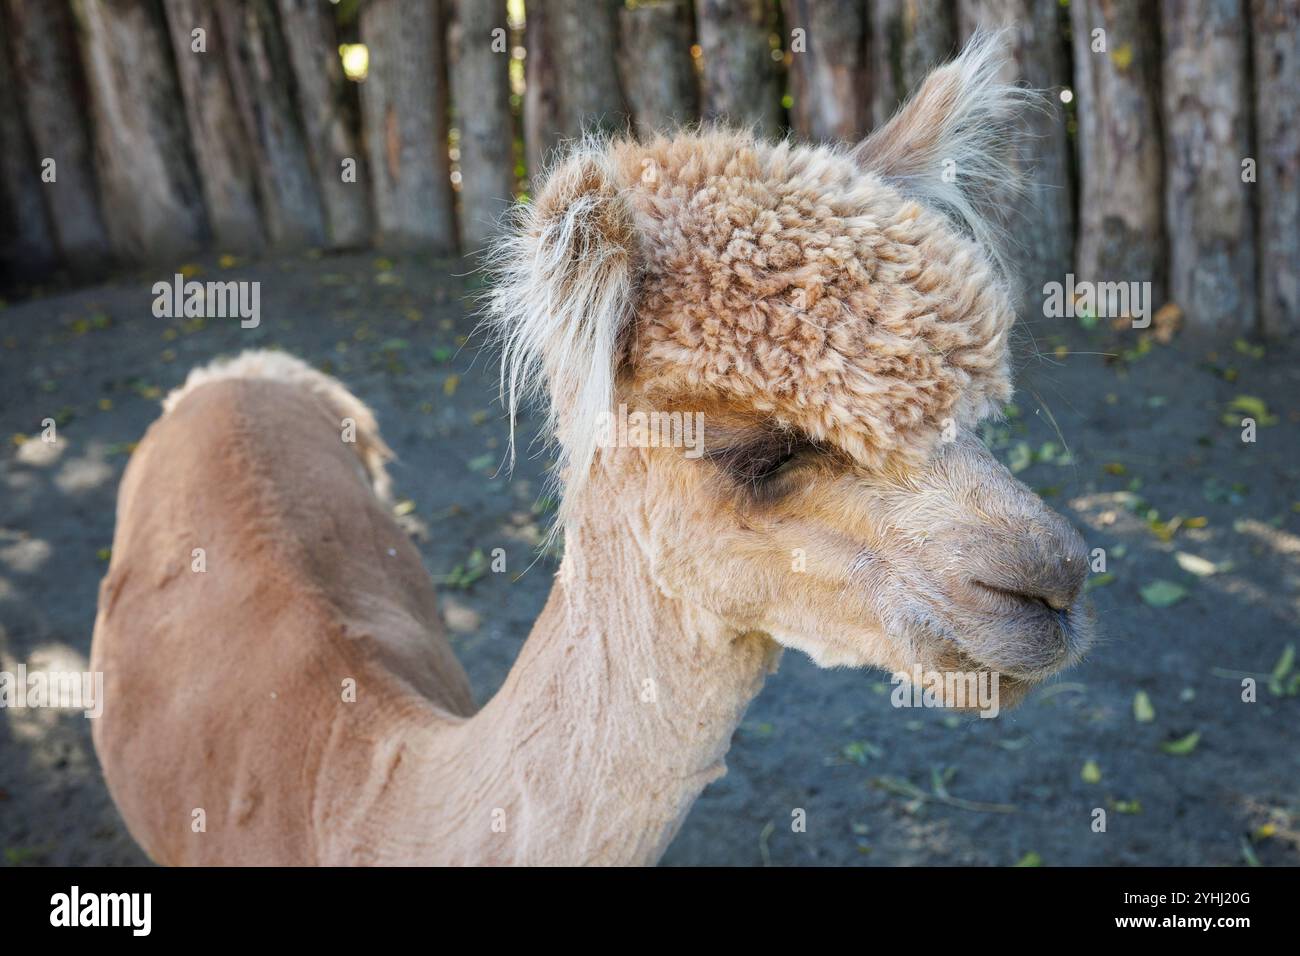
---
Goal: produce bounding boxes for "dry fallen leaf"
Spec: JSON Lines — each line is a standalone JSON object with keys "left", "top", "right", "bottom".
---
{"left": 441, "top": 596, "right": 481, "bottom": 634}
{"left": 1152, "top": 302, "right": 1183, "bottom": 344}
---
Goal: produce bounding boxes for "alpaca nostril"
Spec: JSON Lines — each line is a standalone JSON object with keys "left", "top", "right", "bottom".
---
{"left": 977, "top": 581, "right": 1073, "bottom": 613}
{"left": 1039, "top": 559, "right": 1086, "bottom": 611}
{"left": 974, "top": 534, "right": 1088, "bottom": 613}
{"left": 1040, "top": 572, "right": 1081, "bottom": 608}
{"left": 1037, "top": 516, "right": 1090, "bottom": 608}
{"left": 1057, "top": 541, "right": 1090, "bottom": 606}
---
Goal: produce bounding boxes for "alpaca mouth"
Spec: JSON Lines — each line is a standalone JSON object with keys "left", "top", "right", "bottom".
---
{"left": 962, "top": 584, "right": 1094, "bottom": 683}
{"left": 907, "top": 583, "right": 1094, "bottom": 695}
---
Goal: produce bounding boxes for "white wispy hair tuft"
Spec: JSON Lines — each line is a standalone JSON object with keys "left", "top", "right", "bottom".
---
{"left": 481, "top": 140, "right": 639, "bottom": 528}
{"left": 853, "top": 28, "right": 1040, "bottom": 280}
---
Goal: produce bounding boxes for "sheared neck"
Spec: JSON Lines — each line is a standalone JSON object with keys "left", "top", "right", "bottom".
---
{"left": 374, "top": 469, "right": 779, "bottom": 865}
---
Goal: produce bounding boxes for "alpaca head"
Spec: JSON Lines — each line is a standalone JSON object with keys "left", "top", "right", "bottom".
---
{"left": 490, "top": 34, "right": 1093, "bottom": 702}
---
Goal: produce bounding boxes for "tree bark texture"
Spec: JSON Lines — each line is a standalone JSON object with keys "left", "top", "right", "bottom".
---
{"left": 358, "top": 0, "right": 457, "bottom": 252}
{"left": 5, "top": 0, "right": 111, "bottom": 266}
{"left": 450, "top": 0, "right": 515, "bottom": 251}
{"left": 695, "top": 0, "right": 782, "bottom": 137}
{"left": 72, "top": 0, "right": 209, "bottom": 260}
{"left": 783, "top": 0, "right": 870, "bottom": 143}
{"left": 619, "top": 0, "right": 699, "bottom": 138}
{"left": 1070, "top": 0, "right": 1165, "bottom": 302}
{"left": 1161, "top": 0, "right": 1256, "bottom": 333}
{"left": 1250, "top": 0, "right": 1299, "bottom": 337}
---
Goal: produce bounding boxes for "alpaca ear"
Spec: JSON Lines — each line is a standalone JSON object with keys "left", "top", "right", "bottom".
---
{"left": 487, "top": 146, "right": 639, "bottom": 499}
{"left": 853, "top": 30, "right": 1033, "bottom": 271}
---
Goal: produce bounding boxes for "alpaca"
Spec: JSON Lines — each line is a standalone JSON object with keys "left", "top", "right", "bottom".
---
{"left": 90, "top": 35, "right": 1093, "bottom": 866}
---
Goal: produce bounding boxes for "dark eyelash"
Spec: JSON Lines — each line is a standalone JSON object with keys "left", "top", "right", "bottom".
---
{"left": 710, "top": 435, "right": 808, "bottom": 486}
{"left": 739, "top": 447, "right": 797, "bottom": 482}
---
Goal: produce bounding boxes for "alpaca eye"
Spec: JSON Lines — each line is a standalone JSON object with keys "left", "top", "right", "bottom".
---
{"left": 722, "top": 437, "right": 805, "bottom": 485}
{"left": 745, "top": 449, "right": 796, "bottom": 481}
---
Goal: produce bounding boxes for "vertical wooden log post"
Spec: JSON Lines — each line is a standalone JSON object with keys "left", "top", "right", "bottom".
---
{"left": 359, "top": 0, "right": 457, "bottom": 253}
{"left": 0, "top": 5, "right": 58, "bottom": 280}
{"left": 450, "top": 0, "right": 515, "bottom": 251}
{"left": 957, "top": 1, "right": 1074, "bottom": 306}
{"left": 73, "top": 0, "right": 209, "bottom": 260}
{"left": 524, "top": 0, "right": 627, "bottom": 181}
{"left": 1161, "top": 0, "right": 1256, "bottom": 334}
{"left": 1070, "top": 0, "right": 1165, "bottom": 302}
{"left": 695, "top": 0, "right": 782, "bottom": 137}
{"left": 523, "top": 0, "right": 562, "bottom": 181}
{"left": 5, "top": 0, "right": 111, "bottom": 267}
{"left": 1250, "top": 0, "right": 1299, "bottom": 338}
{"left": 276, "top": 0, "right": 372, "bottom": 248}
{"left": 619, "top": 0, "right": 699, "bottom": 138}
{"left": 552, "top": 0, "right": 628, "bottom": 140}
{"left": 215, "top": 0, "right": 325, "bottom": 247}
{"left": 870, "top": 0, "right": 957, "bottom": 127}
{"left": 162, "top": 0, "right": 264, "bottom": 249}
{"left": 783, "top": 0, "right": 870, "bottom": 143}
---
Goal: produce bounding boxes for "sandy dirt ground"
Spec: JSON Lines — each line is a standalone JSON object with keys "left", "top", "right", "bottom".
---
{"left": 1, "top": 250, "right": 1297, "bottom": 866}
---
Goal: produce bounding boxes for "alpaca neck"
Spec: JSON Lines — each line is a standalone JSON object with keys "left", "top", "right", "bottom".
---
{"left": 383, "top": 475, "right": 779, "bottom": 865}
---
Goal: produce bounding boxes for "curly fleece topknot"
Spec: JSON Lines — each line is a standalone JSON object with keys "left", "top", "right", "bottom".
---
{"left": 489, "top": 31, "right": 1025, "bottom": 515}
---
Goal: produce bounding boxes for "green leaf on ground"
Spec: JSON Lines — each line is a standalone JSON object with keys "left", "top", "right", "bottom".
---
{"left": 1223, "top": 395, "right": 1278, "bottom": 426}
{"left": 1268, "top": 644, "right": 1295, "bottom": 696}
{"left": 1160, "top": 732, "right": 1201, "bottom": 756}
{"left": 841, "top": 741, "right": 882, "bottom": 765}
{"left": 1007, "top": 441, "right": 1033, "bottom": 474}
{"left": 1227, "top": 395, "right": 1270, "bottom": 418}
{"left": 1085, "top": 572, "right": 1115, "bottom": 593}
{"left": 1081, "top": 760, "right": 1102, "bottom": 784}
{"left": 1133, "top": 690, "right": 1155, "bottom": 723}
{"left": 1140, "top": 580, "right": 1188, "bottom": 608}
{"left": 1240, "top": 838, "right": 1261, "bottom": 867}
{"left": 443, "top": 548, "right": 488, "bottom": 590}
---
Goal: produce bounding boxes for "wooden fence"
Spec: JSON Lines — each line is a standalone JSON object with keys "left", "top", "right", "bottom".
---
{"left": 0, "top": 0, "right": 1295, "bottom": 336}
